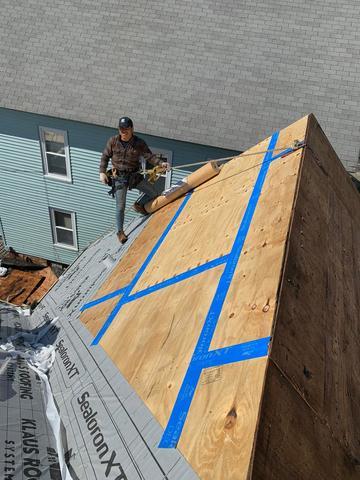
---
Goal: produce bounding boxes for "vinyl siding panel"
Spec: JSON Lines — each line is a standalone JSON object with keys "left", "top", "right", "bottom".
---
{"left": 0, "top": 108, "right": 239, "bottom": 264}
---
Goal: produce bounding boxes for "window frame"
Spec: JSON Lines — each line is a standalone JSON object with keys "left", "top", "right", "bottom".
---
{"left": 39, "top": 126, "right": 72, "bottom": 182}
{"left": 49, "top": 207, "right": 78, "bottom": 251}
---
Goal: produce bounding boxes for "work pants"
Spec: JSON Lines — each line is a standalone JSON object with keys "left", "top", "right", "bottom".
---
{"left": 114, "top": 175, "right": 158, "bottom": 233}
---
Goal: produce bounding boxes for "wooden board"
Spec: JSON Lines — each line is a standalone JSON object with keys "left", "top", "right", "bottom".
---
{"left": 250, "top": 361, "right": 360, "bottom": 479}
{"left": 101, "top": 266, "right": 224, "bottom": 425}
{"left": 80, "top": 116, "right": 309, "bottom": 478}
{"left": 178, "top": 358, "right": 268, "bottom": 480}
{"left": 250, "top": 114, "right": 360, "bottom": 478}
{"left": 210, "top": 148, "right": 302, "bottom": 349}
{"left": 0, "top": 266, "right": 57, "bottom": 305}
{"left": 81, "top": 296, "right": 120, "bottom": 337}
{"left": 86, "top": 201, "right": 180, "bottom": 300}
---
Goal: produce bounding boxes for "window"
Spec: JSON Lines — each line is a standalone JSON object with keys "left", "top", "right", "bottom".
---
{"left": 49, "top": 208, "right": 78, "bottom": 250}
{"left": 39, "top": 127, "right": 72, "bottom": 181}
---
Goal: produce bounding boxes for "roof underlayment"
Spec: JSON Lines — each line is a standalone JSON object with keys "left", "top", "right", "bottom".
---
{"left": 1, "top": 218, "right": 198, "bottom": 479}
{"left": 1, "top": 114, "right": 359, "bottom": 479}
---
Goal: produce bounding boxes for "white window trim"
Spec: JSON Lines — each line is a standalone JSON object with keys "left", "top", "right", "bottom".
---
{"left": 49, "top": 207, "right": 78, "bottom": 251}
{"left": 39, "top": 126, "right": 72, "bottom": 182}
{"left": 148, "top": 147, "right": 173, "bottom": 190}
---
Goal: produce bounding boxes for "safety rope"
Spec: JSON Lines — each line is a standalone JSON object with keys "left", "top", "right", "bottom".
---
{"left": 161, "top": 139, "right": 307, "bottom": 197}
{"left": 143, "top": 139, "right": 305, "bottom": 178}
{"left": 171, "top": 139, "right": 305, "bottom": 170}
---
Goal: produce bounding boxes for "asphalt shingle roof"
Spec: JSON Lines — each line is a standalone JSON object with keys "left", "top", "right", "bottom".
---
{"left": 1, "top": 0, "right": 359, "bottom": 171}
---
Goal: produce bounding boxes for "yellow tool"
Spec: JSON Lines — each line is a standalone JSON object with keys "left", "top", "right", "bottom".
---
{"left": 147, "top": 165, "right": 167, "bottom": 184}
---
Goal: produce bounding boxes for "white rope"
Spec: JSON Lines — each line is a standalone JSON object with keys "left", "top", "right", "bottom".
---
{"left": 171, "top": 141, "right": 305, "bottom": 170}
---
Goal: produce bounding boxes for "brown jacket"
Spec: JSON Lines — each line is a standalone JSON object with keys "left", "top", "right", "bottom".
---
{"left": 99, "top": 134, "right": 159, "bottom": 174}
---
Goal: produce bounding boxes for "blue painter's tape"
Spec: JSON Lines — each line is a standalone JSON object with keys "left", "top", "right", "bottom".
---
{"left": 194, "top": 131, "right": 279, "bottom": 357}
{"left": 126, "top": 254, "right": 229, "bottom": 303}
{"left": 80, "top": 287, "right": 127, "bottom": 312}
{"left": 270, "top": 147, "right": 293, "bottom": 162}
{"left": 91, "top": 192, "right": 193, "bottom": 345}
{"left": 81, "top": 255, "right": 228, "bottom": 312}
{"left": 159, "top": 337, "right": 271, "bottom": 448}
{"left": 159, "top": 132, "right": 279, "bottom": 448}
{"left": 158, "top": 363, "right": 202, "bottom": 449}
{"left": 192, "top": 336, "right": 271, "bottom": 369}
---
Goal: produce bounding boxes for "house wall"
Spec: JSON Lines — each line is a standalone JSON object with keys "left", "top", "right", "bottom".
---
{"left": 0, "top": 108, "right": 239, "bottom": 264}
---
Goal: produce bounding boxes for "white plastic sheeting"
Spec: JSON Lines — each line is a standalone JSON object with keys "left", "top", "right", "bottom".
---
{"left": 0, "top": 317, "right": 73, "bottom": 480}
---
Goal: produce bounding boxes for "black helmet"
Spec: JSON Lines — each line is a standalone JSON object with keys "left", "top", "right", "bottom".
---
{"left": 118, "top": 116, "right": 133, "bottom": 128}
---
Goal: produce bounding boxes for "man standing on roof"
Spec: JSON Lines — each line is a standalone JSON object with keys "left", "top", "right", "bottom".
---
{"left": 99, "top": 117, "right": 170, "bottom": 244}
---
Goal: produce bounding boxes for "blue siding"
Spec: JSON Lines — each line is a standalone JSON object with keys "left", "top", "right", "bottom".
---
{"left": 0, "top": 108, "right": 239, "bottom": 264}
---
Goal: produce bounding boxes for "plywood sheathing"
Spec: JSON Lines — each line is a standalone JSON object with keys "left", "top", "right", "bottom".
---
{"left": 180, "top": 358, "right": 268, "bottom": 479}
{"left": 80, "top": 201, "right": 180, "bottom": 306}
{"left": 250, "top": 114, "right": 360, "bottom": 479}
{"left": 81, "top": 296, "right": 120, "bottom": 337}
{"left": 104, "top": 266, "right": 225, "bottom": 422}
{"left": 80, "top": 116, "right": 309, "bottom": 479}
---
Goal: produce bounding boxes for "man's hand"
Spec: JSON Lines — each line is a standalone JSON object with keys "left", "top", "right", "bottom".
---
{"left": 99, "top": 173, "right": 108, "bottom": 185}
{"left": 160, "top": 161, "right": 170, "bottom": 171}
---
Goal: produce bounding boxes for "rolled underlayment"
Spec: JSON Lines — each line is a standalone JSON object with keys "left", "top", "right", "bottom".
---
{"left": 145, "top": 160, "right": 221, "bottom": 213}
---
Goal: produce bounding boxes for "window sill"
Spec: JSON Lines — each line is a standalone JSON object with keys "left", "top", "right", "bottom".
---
{"left": 53, "top": 243, "right": 78, "bottom": 251}
{"left": 44, "top": 174, "right": 73, "bottom": 184}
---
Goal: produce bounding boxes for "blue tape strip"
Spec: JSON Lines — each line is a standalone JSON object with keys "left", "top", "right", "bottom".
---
{"left": 127, "top": 254, "right": 229, "bottom": 303}
{"left": 80, "top": 287, "right": 127, "bottom": 312}
{"left": 192, "top": 336, "right": 271, "bottom": 369}
{"left": 81, "top": 141, "right": 299, "bottom": 315}
{"left": 91, "top": 192, "right": 193, "bottom": 345}
{"left": 159, "top": 132, "right": 279, "bottom": 448}
{"left": 158, "top": 363, "right": 202, "bottom": 449}
{"left": 194, "top": 131, "right": 279, "bottom": 357}
{"left": 270, "top": 147, "right": 293, "bottom": 162}
{"left": 158, "top": 337, "right": 270, "bottom": 449}
{"left": 81, "top": 255, "right": 228, "bottom": 312}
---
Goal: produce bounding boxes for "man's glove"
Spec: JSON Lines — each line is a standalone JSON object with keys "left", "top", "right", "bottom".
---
{"left": 160, "top": 161, "right": 170, "bottom": 171}
{"left": 99, "top": 173, "right": 108, "bottom": 185}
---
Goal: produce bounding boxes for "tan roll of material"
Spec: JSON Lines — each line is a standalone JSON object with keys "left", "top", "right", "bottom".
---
{"left": 145, "top": 161, "right": 220, "bottom": 214}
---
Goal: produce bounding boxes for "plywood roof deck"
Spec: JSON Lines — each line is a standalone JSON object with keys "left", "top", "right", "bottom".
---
{"left": 80, "top": 116, "right": 310, "bottom": 479}
{"left": 81, "top": 115, "right": 360, "bottom": 480}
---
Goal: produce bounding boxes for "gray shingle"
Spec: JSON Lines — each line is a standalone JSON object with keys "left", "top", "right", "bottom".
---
{"left": 0, "top": 0, "right": 359, "bottom": 171}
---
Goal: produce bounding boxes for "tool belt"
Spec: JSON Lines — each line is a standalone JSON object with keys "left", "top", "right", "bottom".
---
{"left": 107, "top": 168, "right": 143, "bottom": 197}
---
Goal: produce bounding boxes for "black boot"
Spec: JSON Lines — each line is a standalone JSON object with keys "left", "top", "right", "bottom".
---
{"left": 117, "top": 231, "right": 128, "bottom": 244}
{"left": 133, "top": 203, "right": 148, "bottom": 215}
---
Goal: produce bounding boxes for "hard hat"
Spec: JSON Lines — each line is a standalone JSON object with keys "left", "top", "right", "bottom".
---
{"left": 118, "top": 116, "right": 133, "bottom": 128}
